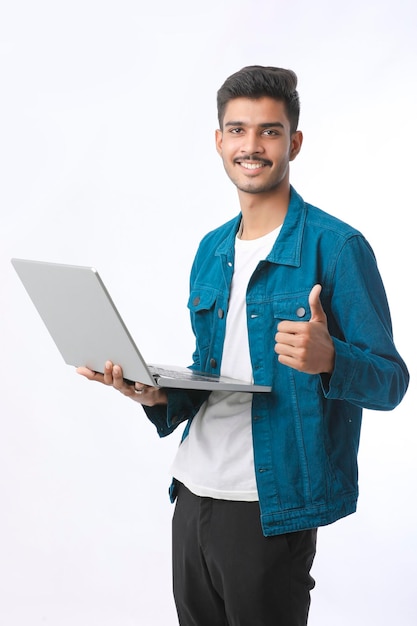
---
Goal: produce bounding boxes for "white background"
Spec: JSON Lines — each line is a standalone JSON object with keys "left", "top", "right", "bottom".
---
{"left": 1, "top": 1, "right": 415, "bottom": 624}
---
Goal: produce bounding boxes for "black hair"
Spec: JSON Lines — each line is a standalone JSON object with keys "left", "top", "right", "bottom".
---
{"left": 217, "top": 65, "right": 300, "bottom": 133}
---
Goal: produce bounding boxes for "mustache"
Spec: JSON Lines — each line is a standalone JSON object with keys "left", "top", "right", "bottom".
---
{"left": 234, "top": 155, "right": 273, "bottom": 167}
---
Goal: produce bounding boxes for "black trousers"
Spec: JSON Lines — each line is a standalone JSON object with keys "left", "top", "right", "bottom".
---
{"left": 172, "top": 483, "right": 317, "bottom": 626}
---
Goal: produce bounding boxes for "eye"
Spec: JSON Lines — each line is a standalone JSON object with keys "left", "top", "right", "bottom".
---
{"left": 229, "top": 127, "right": 244, "bottom": 134}
{"left": 262, "top": 129, "right": 280, "bottom": 136}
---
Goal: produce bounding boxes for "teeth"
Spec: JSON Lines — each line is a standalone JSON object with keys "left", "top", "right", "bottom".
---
{"left": 240, "top": 162, "right": 265, "bottom": 170}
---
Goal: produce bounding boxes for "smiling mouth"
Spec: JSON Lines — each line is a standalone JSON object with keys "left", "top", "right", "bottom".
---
{"left": 234, "top": 157, "right": 272, "bottom": 170}
{"left": 239, "top": 162, "right": 266, "bottom": 170}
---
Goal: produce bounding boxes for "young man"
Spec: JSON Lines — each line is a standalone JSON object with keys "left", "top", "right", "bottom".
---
{"left": 78, "top": 66, "right": 409, "bottom": 625}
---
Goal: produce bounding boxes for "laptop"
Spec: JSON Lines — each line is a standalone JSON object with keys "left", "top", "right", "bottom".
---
{"left": 11, "top": 258, "right": 271, "bottom": 393}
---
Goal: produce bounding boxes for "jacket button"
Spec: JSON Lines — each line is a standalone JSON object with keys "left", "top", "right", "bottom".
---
{"left": 193, "top": 296, "right": 200, "bottom": 306}
{"left": 296, "top": 307, "right": 306, "bottom": 318}
{"left": 218, "top": 308, "right": 224, "bottom": 319}
{"left": 210, "top": 358, "right": 217, "bottom": 369}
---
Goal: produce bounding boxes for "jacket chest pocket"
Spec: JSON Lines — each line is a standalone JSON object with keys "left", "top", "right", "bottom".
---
{"left": 188, "top": 288, "right": 220, "bottom": 350}
{"left": 272, "top": 292, "right": 311, "bottom": 324}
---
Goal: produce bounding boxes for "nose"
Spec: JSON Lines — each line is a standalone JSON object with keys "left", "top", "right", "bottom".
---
{"left": 240, "top": 130, "right": 264, "bottom": 155}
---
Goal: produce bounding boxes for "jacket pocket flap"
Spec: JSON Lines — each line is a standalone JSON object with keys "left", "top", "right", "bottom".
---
{"left": 187, "top": 288, "right": 217, "bottom": 312}
{"left": 273, "top": 295, "right": 310, "bottom": 321}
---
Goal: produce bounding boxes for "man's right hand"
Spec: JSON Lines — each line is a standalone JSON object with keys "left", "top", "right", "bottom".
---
{"left": 76, "top": 360, "right": 168, "bottom": 406}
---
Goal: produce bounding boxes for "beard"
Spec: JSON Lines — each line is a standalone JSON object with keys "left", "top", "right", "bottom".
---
{"left": 234, "top": 178, "right": 283, "bottom": 194}
{"left": 224, "top": 165, "right": 288, "bottom": 195}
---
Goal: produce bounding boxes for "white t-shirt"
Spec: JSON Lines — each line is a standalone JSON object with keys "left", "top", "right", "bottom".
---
{"left": 171, "top": 225, "right": 282, "bottom": 501}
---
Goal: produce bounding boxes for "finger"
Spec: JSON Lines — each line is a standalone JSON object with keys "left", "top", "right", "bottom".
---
{"left": 133, "top": 383, "right": 148, "bottom": 398}
{"left": 128, "top": 383, "right": 152, "bottom": 403}
{"left": 274, "top": 341, "right": 295, "bottom": 358}
{"left": 111, "top": 364, "right": 128, "bottom": 391}
{"left": 275, "top": 330, "right": 300, "bottom": 347}
{"left": 277, "top": 320, "right": 305, "bottom": 335}
{"left": 111, "top": 366, "right": 145, "bottom": 398}
{"left": 76, "top": 366, "right": 104, "bottom": 383}
{"left": 309, "top": 284, "right": 326, "bottom": 323}
{"left": 103, "top": 360, "right": 115, "bottom": 385}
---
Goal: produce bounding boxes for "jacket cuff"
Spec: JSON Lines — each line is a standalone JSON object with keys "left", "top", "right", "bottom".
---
{"left": 320, "top": 338, "right": 357, "bottom": 400}
{"left": 142, "top": 388, "right": 209, "bottom": 437}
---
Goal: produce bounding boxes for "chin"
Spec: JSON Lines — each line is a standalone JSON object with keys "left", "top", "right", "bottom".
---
{"left": 238, "top": 182, "right": 280, "bottom": 195}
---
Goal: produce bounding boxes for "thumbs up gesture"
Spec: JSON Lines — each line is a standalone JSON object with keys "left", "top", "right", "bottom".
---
{"left": 274, "top": 284, "right": 335, "bottom": 374}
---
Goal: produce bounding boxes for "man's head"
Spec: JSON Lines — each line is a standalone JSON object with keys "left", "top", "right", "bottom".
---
{"left": 217, "top": 66, "right": 300, "bottom": 134}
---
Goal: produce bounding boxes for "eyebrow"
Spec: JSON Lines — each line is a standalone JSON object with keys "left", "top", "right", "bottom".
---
{"left": 224, "top": 120, "right": 285, "bottom": 129}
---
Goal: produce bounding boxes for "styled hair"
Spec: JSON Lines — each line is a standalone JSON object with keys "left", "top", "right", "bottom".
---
{"left": 217, "top": 65, "right": 300, "bottom": 133}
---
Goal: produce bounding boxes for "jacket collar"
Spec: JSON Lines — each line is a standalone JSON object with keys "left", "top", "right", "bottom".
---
{"left": 215, "top": 186, "right": 306, "bottom": 268}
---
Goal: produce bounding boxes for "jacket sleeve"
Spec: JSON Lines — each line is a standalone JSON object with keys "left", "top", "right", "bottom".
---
{"left": 322, "top": 234, "right": 409, "bottom": 410}
{"left": 142, "top": 388, "right": 210, "bottom": 438}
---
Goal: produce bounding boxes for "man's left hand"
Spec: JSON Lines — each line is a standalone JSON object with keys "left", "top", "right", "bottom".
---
{"left": 274, "top": 284, "right": 335, "bottom": 375}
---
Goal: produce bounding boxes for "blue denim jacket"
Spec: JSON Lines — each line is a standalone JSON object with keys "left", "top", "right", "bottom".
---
{"left": 144, "top": 187, "right": 409, "bottom": 536}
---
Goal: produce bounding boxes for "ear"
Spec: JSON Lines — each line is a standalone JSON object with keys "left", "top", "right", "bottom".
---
{"left": 215, "top": 128, "right": 223, "bottom": 156}
{"left": 289, "top": 130, "right": 303, "bottom": 161}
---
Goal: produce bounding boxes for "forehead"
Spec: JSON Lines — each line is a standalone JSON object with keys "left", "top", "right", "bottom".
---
{"left": 222, "top": 96, "right": 290, "bottom": 128}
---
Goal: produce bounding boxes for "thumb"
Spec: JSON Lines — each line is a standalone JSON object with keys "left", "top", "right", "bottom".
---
{"left": 309, "top": 284, "right": 327, "bottom": 323}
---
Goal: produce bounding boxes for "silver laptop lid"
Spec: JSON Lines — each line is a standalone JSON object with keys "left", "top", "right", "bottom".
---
{"left": 11, "top": 258, "right": 156, "bottom": 386}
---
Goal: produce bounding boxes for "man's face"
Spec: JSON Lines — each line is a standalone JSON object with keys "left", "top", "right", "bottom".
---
{"left": 215, "top": 97, "right": 302, "bottom": 196}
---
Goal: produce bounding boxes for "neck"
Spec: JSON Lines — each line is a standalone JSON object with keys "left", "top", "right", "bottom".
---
{"left": 237, "top": 185, "right": 290, "bottom": 240}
